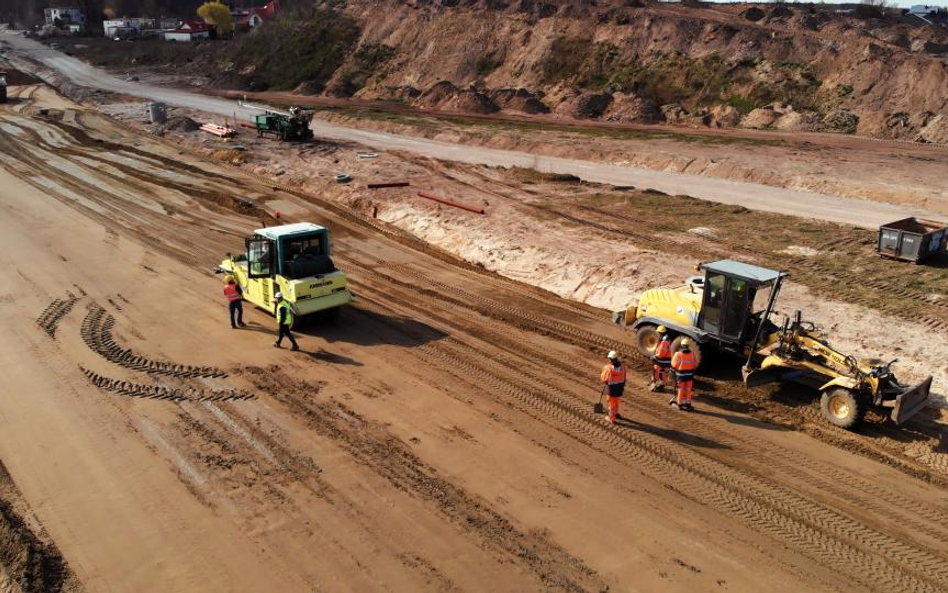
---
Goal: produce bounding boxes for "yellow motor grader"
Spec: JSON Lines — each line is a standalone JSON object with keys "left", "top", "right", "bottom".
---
{"left": 613, "top": 260, "right": 931, "bottom": 428}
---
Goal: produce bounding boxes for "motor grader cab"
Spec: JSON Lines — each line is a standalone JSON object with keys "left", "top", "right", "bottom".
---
{"left": 615, "top": 260, "right": 786, "bottom": 366}
{"left": 217, "top": 222, "right": 353, "bottom": 325}
{"left": 614, "top": 259, "right": 932, "bottom": 428}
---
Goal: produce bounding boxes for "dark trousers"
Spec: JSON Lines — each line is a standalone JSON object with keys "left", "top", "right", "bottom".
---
{"left": 229, "top": 301, "right": 243, "bottom": 327}
{"left": 276, "top": 324, "right": 298, "bottom": 348}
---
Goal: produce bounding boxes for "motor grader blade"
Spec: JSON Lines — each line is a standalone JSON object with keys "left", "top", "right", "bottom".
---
{"left": 890, "top": 376, "right": 932, "bottom": 425}
{"left": 742, "top": 365, "right": 784, "bottom": 388}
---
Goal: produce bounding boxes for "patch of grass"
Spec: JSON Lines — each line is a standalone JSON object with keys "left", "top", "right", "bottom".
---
{"left": 232, "top": 8, "right": 360, "bottom": 92}
{"left": 474, "top": 55, "right": 504, "bottom": 77}
{"left": 539, "top": 190, "right": 948, "bottom": 328}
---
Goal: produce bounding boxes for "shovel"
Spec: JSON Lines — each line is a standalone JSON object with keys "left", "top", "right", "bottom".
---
{"left": 593, "top": 384, "right": 606, "bottom": 414}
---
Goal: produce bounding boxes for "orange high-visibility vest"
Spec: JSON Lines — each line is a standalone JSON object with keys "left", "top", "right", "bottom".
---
{"left": 672, "top": 350, "right": 698, "bottom": 380}
{"left": 653, "top": 338, "right": 672, "bottom": 363}
{"left": 224, "top": 283, "right": 241, "bottom": 302}
{"left": 601, "top": 363, "right": 627, "bottom": 385}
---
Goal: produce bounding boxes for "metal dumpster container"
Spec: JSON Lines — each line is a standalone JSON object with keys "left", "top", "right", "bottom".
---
{"left": 877, "top": 217, "right": 948, "bottom": 263}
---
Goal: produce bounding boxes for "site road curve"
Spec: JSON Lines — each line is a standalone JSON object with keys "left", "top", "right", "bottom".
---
{"left": 3, "top": 30, "right": 943, "bottom": 230}
{"left": 2, "top": 74, "right": 948, "bottom": 591}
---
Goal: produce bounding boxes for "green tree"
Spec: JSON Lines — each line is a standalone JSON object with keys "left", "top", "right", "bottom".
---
{"left": 197, "top": 1, "right": 234, "bottom": 36}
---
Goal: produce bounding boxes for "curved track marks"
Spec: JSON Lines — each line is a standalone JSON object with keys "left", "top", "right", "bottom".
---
{"left": 81, "top": 304, "right": 226, "bottom": 379}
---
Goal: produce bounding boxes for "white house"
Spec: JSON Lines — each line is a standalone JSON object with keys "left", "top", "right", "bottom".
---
{"left": 163, "top": 20, "right": 210, "bottom": 42}
{"left": 103, "top": 17, "right": 155, "bottom": 38}
{"left": 909, "top": 5, "right": 939, "bottom": 15}
{"left": 43, "top": 7, "right": 85, "bottom": 25}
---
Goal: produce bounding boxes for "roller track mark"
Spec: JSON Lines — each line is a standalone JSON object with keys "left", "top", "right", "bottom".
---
{"left": 347, "top": 269, "right": 948, "bottom": 591}
{"left": 410, "top": 336, "right": 948, "bottom": 593}
{"left": 36, "top": 295, "right": 80, "bottom": 338}
{"left": 80, "top": 367, "right": 254, "bottom": 402}
{"left": 80, "top": 304, "right": 226, "bottom": 379}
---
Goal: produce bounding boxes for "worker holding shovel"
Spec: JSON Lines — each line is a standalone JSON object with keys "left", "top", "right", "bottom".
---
{"left": 599, "top": 350, "right": 627, "bottom": 423}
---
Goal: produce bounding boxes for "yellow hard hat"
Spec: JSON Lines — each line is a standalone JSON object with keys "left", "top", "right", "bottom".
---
{"left": 224, "top": 274, "right": 234, "bottom": 284}
{"left": 657, "top": 325, "right": 667, "bottom": 334}
{"left": 680, "top": 338, "right": 691, "bottom": 348}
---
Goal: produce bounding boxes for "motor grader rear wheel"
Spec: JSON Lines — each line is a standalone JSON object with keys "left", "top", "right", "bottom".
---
{"left": 635, "top": 325, "right": 660, "bottom": 358}
{"left": 820, "top": 388, "right": 865, "bottom": 429}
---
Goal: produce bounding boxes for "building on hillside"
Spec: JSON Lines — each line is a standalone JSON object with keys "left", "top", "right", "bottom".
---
{"left": 103, "top": 18, "right": 154, "bottom": 38}
{"left": 163, "top": 19, "right": 210, "bottom": 42}
{"left": 909, "top": 5, "right": 940, "bottom": 16}
{"left": 43, "top": 7, "right": 85, "bottom": 26}
{"left": 234, "top": 0, "right": 279, "bottom": 29}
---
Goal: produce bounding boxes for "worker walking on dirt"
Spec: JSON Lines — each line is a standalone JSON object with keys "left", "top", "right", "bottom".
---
{"left": 650, "top": 326, "right": 672, "bottom": 392}
{"left": 223, "top": 276, "right": 245, "bottom": 329}
{"left": 273, "top": 293, "right": 299, "bottom": 351}
{"left": 670, "top": 339, "right": 698, "bottom": 411}
{"left": 601, "top": 350, "right": 627, "bottom": 423}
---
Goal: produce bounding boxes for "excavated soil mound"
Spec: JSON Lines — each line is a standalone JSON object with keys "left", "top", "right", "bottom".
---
{"left": 453, "top": 89, "right": 500, "bottom": 114}
{"left": 773, "top": 110, "right": 821, "bottom": 132}
{"left": 822, "top": 109, "right": 859, "bottom": 134}
{"left": 741, "top": 106, "right": 781, "bottom": 129}
{"left": 917, "top": 114, "right": 948, "bottom": 143}
{"left": 604, "top": 93, "right": 664, "bottom": 124}
{"left": 162, "top": 116, "right": 200, "bottom": 132}
{"left": 489, "top": 88, "right": 550, "bottom": 114}
{"left": 556, "top": 91, "right": 614, "bottom": 120}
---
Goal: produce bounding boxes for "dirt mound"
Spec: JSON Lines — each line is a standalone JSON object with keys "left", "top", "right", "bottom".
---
{"left": 917, "top": 114, "right": 948, "bottom": 144}
{"left": 822, "top": 109, "right": 859, "bottom": 134}
{"left": 741, "top": 106, "right": 781, "bottom": 129}
{"left": 708, "top": 104, "right": 741, "bottom": 128}
{"left": 162, "top": 116, "right": 200, "bottom": 132}
{"left": 489, "top": 88, "right": 550, "bottom": 114}
{"left": 554, "top": 91, "right": 613, "bottom": 119}
{"left": 604, "top": 93, "right": 664, "bottom": 124}
{"left": 743, "top": 6, "right": 765, "bottom": 21}
{"left": 773, "top": 110, "right": 821, "bottom": 132}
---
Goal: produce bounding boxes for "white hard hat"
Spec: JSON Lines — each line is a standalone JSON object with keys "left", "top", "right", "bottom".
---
{"left": 274, "top": 292, "right": 283, "bottom": 299}
{"left": 607, "top": 350, "right": 618, "bottom": 359}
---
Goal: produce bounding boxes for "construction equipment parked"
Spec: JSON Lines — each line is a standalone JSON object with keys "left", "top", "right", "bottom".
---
{"left": 614, "top": 259, "right": 931, "bottom": 428}
{"left": 239, "top": 97, "right": 313, "bottom": 142}
{"left": 216, "top": 222, "right": 353, "bottom": 327}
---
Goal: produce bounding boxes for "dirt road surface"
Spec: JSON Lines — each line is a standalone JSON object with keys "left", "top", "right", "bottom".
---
{"left": 3, "top": 31, "right": 943, "bottom": 229}
{"left": 1, "top": 76, "right": 948, "bottom": 591}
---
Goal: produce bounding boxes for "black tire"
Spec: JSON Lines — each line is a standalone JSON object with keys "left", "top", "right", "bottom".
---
{"left": 820, "top": 388, "right": 865, "bottom": 429}
{"left": 670, "top": 335, "right": 703, "bottom": 369}
{"left": 634, "top": 325, "right": 660, "bottom": 358}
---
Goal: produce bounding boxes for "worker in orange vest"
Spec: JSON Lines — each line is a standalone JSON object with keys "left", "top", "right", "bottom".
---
{"left": 670, "top": 338, "right": 698, "bottom": 411}
{"left": 223, "top": 275, "right": 245, "bottom": 329}
{"left": 650, "top": 326, "right": 673, "bottom": 392}
{"left": 600, "top": 350, "right": 627, "bottom": 423}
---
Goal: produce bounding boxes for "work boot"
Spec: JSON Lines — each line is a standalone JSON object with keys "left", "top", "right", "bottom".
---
{"left": 273, "top": 342, "right": 281, "bottom": 348}
{"left": 290, "top": 345, "right": 300, "bottom": 352}
{"left": 239, "top": 322, "right": 246, "bottom": 327}
{"left": 615, "top": 413, "right": 624, "bottom": 420}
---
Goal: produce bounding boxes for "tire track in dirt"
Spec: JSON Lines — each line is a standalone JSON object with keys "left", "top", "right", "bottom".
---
{"left": 80, "top": 304, "right": 226, "bottom": 379}
{"left": 345, "top": 265, "right": 948, "bottom": 592}
{"left": 36, "top": 294, "right": 80, "bottom": 338}
{"left": 79, "top": 367, "right": 254, "bottom": 403}
{"left": 243, "top": 366, "right": 604, "bottom": 593}
{"left": 361, "top": 264, "right": 948, "bottom": 545}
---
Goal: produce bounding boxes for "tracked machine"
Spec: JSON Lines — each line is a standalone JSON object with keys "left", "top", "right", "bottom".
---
{"left": 217, "top": 223, "right": 353, "bottom": 327}
{"left": 239, "top": 97, "right": 314, "bottom": 142}
{"left": 613, "top": 260, "right": 931, "bottom": 428}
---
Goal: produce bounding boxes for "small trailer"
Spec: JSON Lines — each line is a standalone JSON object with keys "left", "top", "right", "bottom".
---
{"left": 877, "top": 217, "right": 947, "bottom": 263}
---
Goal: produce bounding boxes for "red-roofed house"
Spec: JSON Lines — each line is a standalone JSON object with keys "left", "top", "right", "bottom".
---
{"left": 164, "top": 19, "right": 211, "bottom": 42}
{"left": 235, "top": 0, "right": 279, "bottom": 29}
